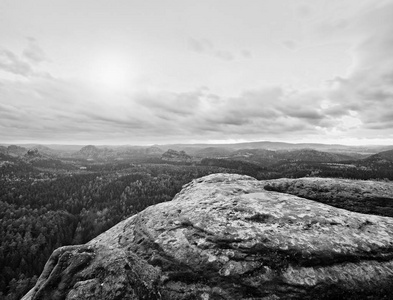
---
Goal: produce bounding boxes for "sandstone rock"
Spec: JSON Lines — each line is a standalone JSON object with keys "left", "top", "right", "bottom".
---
{"left": 264, "top": 177, "right": 393, "bottom": 217}
{"left": 162, "top": 149, "right": 192, "bottom": 163}
{"left": 23, "top": 174, "right": 393, "bottom": 299}
{"left": 22, "top": 244, "right": 160, "bottom": 300}
{"left": 26, "top": 148, "right": 40, "bottom": 157}
{"left": 73, "top": 145, "right": 114, "bottom": 160}
{"left": 7, "top": 144, "right": 27, "bottom": 156}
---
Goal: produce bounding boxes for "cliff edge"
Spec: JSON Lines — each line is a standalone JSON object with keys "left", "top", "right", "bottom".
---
{"left": 23, "top": 174, "right": 393, "bottom": 299}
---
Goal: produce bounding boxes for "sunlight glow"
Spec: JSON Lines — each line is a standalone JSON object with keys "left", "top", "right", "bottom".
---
{"left": 89, "top": 54, "right": 134, "bottom": 91}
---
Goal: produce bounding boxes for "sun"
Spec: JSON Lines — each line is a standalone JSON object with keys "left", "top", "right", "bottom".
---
{"left": 89, "top": 54, "right": 134, "bottom": 91}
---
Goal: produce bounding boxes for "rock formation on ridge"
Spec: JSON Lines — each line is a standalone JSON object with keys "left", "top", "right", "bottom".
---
{"left": 161, "top": 149, "right": 192, "bottom": 163}
{"left": 23, "top": 174, "right": 393, "bottom": 300}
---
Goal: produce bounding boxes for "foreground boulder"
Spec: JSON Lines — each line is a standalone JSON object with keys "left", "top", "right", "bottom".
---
{"left": 23, "top": 174, "right": 393, "bottom": 299}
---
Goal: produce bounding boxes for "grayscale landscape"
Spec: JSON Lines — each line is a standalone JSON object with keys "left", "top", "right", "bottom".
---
{"left": 1, "top": 1, "right": 393, "bottom": 299}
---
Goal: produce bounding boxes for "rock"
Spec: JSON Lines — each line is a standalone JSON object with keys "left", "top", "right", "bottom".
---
{"left": 7, "top": 144, "right": 27, "bottom": 156}
{"left": 162, "top": 149, "right": 192, "bottom": 163}
{"left": 264, "top": 177, "right": 393, "bottom": 217}
{"left": 22, "top": 244, "right": 160, "bottom": 300}
{"left": 73, "top": 145, "right": 114, "bottom": 160}
{"left": 26, "top": 148, "right": 40, "bottom": 157}
{"left": 23, "top": 174, "right": 393, "bottom": 299}
{"left": 145, "top": 146, "right": 163, "bottom": 155}
{"left": 75, "top": 145, "right": 102, "bottom": 159}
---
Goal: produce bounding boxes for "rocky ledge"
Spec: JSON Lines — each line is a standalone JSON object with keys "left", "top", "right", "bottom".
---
{"left": 23, "top": 174, "right": 393, "bottom": 300}
{"left": 264, "top": 177, "right": 393, "bottom": 217}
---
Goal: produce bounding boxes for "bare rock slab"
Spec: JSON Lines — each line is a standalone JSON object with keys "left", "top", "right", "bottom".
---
{"left": 23, "top": 173, "right": 393, "bottom": 299}
{"left": 264, "top": 177, "right": 393, "bottom": 217}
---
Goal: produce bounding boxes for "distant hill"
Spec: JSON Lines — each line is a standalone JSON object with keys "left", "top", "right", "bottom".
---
{"left": 29, "top": 145, "right": 62, "bottom": 156}
{"left": 144, "top": 146, "right": 163, "bottom": 155}
{"left": 226, "top": 148, "right": 354, "bottom": 166}
{"left": 122, "top": 146, "right": 163, "bottom": 156}
{"left": 78, "top": 145, "right": 104, "bottom": 156}
{"left": 0, "top": 145, "right": 59, "bottom": 158}
{"left": 229, "top": 149, "right": 278, "bottom": 165}
{"left": 159, "top": 141, "right": 392, "bottom": 154}
{"left": 277, "top": 149, "right": 354, "bottom": 162}
{"left": 72, "top": 145, "right": 115, "bottom": 160}
{"left": 162, "top": 149, "right": 192, "bottom": 163}
{"left": 362, "top": 149, "right": 393, "bottom": 165}
{"left": 6, "top": 145, "right": 28, "bottom": 156}
{"left": 70, "top": 145, "right": 164, "bottom": 161}
{"left": 0, "top": 152, "right": 38, "bottom": 173}
{"left": 2, "top": 141, "right": 391, "bottom": 162}
{"left": 191, "top": 147, "right": 234, "bottom": 158}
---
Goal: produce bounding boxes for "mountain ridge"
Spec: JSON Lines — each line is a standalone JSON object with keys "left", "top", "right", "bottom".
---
{"left": 3, "top": 141, "right": 392, "bottom": 154}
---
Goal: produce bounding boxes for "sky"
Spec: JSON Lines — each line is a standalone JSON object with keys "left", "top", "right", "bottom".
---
{"left": 1, "top": 0, "right": 393, "bottom": 146}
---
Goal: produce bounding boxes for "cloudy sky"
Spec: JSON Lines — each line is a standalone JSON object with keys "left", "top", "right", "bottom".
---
{"left": 1, "top": 0, "right": 393, "bottom": 145}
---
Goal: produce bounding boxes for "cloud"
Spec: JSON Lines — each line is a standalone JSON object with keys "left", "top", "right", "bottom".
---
{"left": 0, "top": 49, "right": 33, "bottom": 76}
{"left": 294, "top": 5, "right": 312, "bottom": 19}
{"left": 188, "top": 38, "right": 235, "bottom": 61}
{"left": 188, "top": 38, "right": 213, "bottom": 54}
{"left": 241, "top": 49, "right": 252, "bottom": 59}
{"left": 0, "top": 77, "right": 139, "bottom": 134}
{"left": 23, "top": 38, "right": 48, "bottom": 63}
{"left": 0, "top": 75, "right": 334, "bottom": 144}
{"left": 2, "top": 2, "right": 393, "bottom": 145}
{"left": 282, "top": 40, "right": 298, "bottom": 50}
{"left": 0, "top": 44, "right": 51, "bottom": 78}
{"left": 214, "top": 50, "right": 234, "bottom": 61}
{"left": 0, "top": 64, "right": 372, "bottom": 144}
{"left": 316, "top": 1, "right": 393, "bottom": 140}
{"left": 134, "top": 90, "right": 203, "bottom": 117}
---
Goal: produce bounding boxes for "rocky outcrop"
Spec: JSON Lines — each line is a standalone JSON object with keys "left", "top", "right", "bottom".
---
{"left": 22, "top": 244, "right": 160, "bottom": 300}
{"left": 7, "top": 145, "right": 27, "bottom": 156}
{"left": 162, "top": 149, "right": 192, "bottom": 163}
{"left": 26, "top": 148, "right": 40, "bottom": 157}
{"left": 145, "top": 146, "right": 163, "bottom": 155}
{"left": 265, "top": 177, "right": 393, "bottom": 217}
{"left": 23, "top": 174, "right": 393, "bottom": 299}
{"left": 78, "top": 145, "right": 100, "bottom": 155}
{"left": 73, "top": 145, "right": 114, "bottom": 160}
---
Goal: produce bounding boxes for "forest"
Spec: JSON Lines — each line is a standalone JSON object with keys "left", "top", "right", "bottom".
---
{"left": 1, "top": 155, "right": 393, "bottom": 299}
{"left": 0, "top": 161, "right": 231, "bottom": 299}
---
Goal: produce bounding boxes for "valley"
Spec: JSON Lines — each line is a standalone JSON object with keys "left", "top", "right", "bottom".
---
{"left": 1, "top": 141, "right": 393, "bottom": 299}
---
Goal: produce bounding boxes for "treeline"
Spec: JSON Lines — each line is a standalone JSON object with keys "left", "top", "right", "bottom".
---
{"left": 272, "top": 161, "right": 393, "bottom": 181}
{"left": 200, "top": 158, "right": 281, "bottom": 179}
{"left": 318, "top": 165, "right": 393, "bottom": 180}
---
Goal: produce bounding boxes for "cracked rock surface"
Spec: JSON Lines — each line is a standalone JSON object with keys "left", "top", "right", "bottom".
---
{"left": 23, "top": 173, "right": 393, "bottom": 299}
